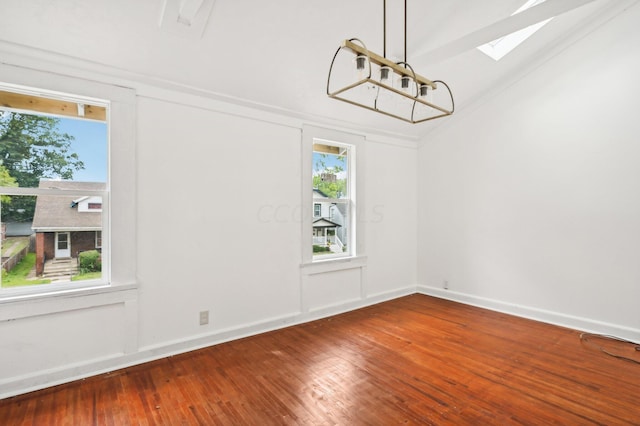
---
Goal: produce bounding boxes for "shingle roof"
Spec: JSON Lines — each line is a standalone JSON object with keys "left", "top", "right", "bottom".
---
{"left": 31, "top": 180, "right": 105, "bottom": 231}
{"left": 312, "top": 218, "right": 341, "bottom": 228}
{"left": 313, "top": 188, "right": 330, "bottom": 198}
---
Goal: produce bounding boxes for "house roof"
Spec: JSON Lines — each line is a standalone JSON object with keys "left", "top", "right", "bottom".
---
{"left": 31, "top": 180, "right": 105, "bottom": 232}
{"left": 313, "top": 188, "right": 330, "bottom": 198}
{"left": 313, "top": 218, "right": 342, "bottom": 229}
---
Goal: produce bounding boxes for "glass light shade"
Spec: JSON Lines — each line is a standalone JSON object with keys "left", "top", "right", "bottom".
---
{"left": 420, "top": 83, "right": 435, "bottom": 104}
{"left": 399, "top": 75, "right": 412, "bottom": 95}
{"left": 379, "top": 66, "right": 392, "bottom": 86}
{"left": 354, "top": 55, "right": 368, "bottom": 80}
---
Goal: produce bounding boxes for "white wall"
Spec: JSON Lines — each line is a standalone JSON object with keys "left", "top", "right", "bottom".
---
{"left": 417, "top": 4, "right": 640, "bottom": 340}
{"left": 0, "top": 57, "right": 418, "bottom": 397}
{"left": 364, "top": 141, "right": 417, "bottom": 297}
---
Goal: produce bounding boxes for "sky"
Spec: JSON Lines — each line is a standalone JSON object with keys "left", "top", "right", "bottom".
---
{"left": 57, "top": 117, "right": 107, "bottom": 182}
{"left": 313, "top": 152, "right": 346, "bottom": 172}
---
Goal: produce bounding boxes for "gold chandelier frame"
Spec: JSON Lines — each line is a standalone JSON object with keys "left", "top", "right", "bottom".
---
{"left": 327, "top": 1, "right": 454, "bottom": 124}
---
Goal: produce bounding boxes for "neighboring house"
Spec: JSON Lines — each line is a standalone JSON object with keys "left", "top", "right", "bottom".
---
{"left": 31, "top": 180, "right": 104, "bottom": 276}
{"left": 312, "top": 188, "right": 346, "bottom": 252}
{"left": 5, "top": 222, "right": 35, "bottom": 237}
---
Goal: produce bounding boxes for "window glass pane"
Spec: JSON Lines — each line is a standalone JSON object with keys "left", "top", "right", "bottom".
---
{"left": 0, "top": 92, "right": 107, "bottom": 290}
{"left": 0, "top": 110, "right": 107, "bottom": 223}
{"left": 1, "top": 193, "right": 103, "bottom": 288}
{"left": 0, "top": 110, "right": 107, "bottom": 189}
{"left": 312, "top": 142, "right": 350, "bottom": 257}
{"left": 313, "top": 143, "right": 348, "bottom": 199}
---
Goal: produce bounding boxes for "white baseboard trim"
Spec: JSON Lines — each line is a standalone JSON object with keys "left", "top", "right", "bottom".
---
{"left": 417, "top": 285, "right": 640, "bottom": 343}
{"left": 11, "top": 284, "right": 634, "bottom": 400}
{"left": 0, "top": 286, "right": 416, "bottom": 399}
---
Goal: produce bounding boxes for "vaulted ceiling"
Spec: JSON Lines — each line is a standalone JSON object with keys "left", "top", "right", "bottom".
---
{"left": 0, "top": 0, "right": 631, "bottom": 139}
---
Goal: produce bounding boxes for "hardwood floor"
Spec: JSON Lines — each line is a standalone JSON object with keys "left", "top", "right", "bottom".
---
{"left": 1, "top": 294, "right": 639, "bottom": 425}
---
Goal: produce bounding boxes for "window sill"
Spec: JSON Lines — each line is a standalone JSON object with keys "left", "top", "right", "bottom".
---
{"left": 300, "top": 255, "right": 367, "bottom": 276}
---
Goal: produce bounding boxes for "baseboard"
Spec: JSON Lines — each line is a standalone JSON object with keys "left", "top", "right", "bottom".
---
{"left": 0, "top": 285, "right": 417, "bottom": 399}
{"left": 14, "top": 284, "right": 633, "bottom": 400}
{"left": 417, "top": 285, "right": 640, "bottom": 343}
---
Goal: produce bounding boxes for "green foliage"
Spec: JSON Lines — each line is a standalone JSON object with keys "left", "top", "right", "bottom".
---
{"left": 0, "top": 111, "right": 84, "bottom": 221}
{"left": 0, "top": 164, "right": 17, "bottom": 203}
{"left": 78, "top": 250, "right": 102, "bottom": 274}
{"left": 1, "top": 253, "right": 50, "bottom": 287}
{"left": 313, "top": 245, "right": 331, "bottom": 253}
{"left": 313, "top": 175, "right": 347, "bottom": 199}
{"left": 72, "top": 271, "right": 101, "bottom": 281}
{"left": 313, "top": 152, "right": 347, "bottom": 199}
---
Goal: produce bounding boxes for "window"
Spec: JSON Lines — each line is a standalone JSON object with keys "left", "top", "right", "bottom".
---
{"left": 477, "top": 0, "right": 553, "bottom": 61}
{"left": 302, "top": 125, "right": 364, "bottom": 264}
{"left": 0, "top": 83, "right": 108, "bottom": 292}
{"left": 312, "top": 142, "right": 352, "bottom": 258}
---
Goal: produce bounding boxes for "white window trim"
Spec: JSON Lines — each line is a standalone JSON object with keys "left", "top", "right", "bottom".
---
{"left": 301, "top": 125, "right": 366, "bottom": 272}
{"left": 0, "top": 63, "right": 137, "bottom": 302}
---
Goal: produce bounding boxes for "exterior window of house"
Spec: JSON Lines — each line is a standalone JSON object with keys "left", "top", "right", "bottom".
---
{"left": 311, "top": 141, "right": 353, "bottom": 259}
{"left": 0, "top": 84, "right": 108, "bottom": 293}
{"left": 314, "top": 203, "right": 321, "bottom": 217}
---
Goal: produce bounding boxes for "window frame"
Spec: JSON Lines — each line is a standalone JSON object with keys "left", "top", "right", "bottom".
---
{"left": 0, "top": 63, "right": 136, "bottom": 301}
{"left": 301, "top": 125, "right": 365, "bottom": 268}
{"left": 311, "top": 141, "right": 353, "bottom": 260}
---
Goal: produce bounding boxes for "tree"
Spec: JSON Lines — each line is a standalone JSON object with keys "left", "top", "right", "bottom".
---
{"left": 313, "top": 153, "right": 346, "bottom": 198}
{"left": 0, "top": 164, "right": 17, "bottom": 204}
{"left": 313, "top": 174, "right": 346, "bottom": 199}
{"left": 0, "top": 111, "right": 84, "bottom": 221}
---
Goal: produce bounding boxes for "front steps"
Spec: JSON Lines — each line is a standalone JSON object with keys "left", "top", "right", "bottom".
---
{"left": 42, "top": 258, "right": 78, "bottom": 282}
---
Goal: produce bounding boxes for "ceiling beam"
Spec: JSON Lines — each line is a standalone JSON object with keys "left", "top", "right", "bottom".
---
{"left": 413, "top": 0, "right": 599, "bottom": 64}
{"left": 0, "top": 91, "right": 106, "bottom": 121}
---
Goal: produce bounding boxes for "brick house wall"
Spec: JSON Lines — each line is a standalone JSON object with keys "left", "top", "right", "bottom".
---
{"left": 35, "top": 231, "right": 100, "bottom": 276}
{"left": 71, "top": 231, "right": 100, "bottom": 257}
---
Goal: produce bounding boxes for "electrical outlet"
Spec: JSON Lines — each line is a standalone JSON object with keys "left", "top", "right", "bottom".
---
{"left": 443, "top": 280, "right": 449, "bottom": 290}
{"left": 199, "top": 310, "right": 209, "bottom": 325}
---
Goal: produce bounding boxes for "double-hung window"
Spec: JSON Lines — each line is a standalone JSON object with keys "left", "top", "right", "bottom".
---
{"left": 312, "top": 141, "right": 352, "bottom": 258}
{"left": 0, "top": 83, "right": 109, "bottom": 294}
{"left": 302, "top": 125, "right": 364, "bottom": 264}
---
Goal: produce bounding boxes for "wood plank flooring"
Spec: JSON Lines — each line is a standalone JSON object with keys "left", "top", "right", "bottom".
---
{"left": 1, "top": 294, "right": 639, "bottom": 425}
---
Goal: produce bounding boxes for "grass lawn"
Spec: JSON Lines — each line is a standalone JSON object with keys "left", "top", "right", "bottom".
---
{"left": 71, "top": 271, "right": 102, "bottom": 281}
{"left": 2, "top": 253, "right": 50, "bottom": 287}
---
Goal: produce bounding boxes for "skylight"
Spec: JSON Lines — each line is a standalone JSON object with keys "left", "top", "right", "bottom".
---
{"left": 477, "top": 0, "right": 553, "bottom": 61}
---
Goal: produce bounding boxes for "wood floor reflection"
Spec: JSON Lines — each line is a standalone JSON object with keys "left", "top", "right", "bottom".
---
{"left": 1, "top": 294, "right": 639, "bottom": 425}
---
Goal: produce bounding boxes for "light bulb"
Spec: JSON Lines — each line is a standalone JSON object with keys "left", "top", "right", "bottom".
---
{"left": 379, "top": 66, "right": 392, "bottom": 87}
{"left": 420, "top": 83, "right": 434, "bottom": 104}
{"left": 354, "top": 55, "right": 368, "bottom": 80}
{"left": 400, "top": 75, "right": 412, "bottom": 94}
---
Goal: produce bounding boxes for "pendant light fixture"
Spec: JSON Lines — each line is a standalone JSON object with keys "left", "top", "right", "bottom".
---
{"left": 327, "top": 0, "right": 454, "bottom": 124}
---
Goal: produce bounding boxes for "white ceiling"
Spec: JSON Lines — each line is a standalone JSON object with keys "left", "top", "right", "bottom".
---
{"left": 0, "top": 0, "right": 629, "bottom": 139}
